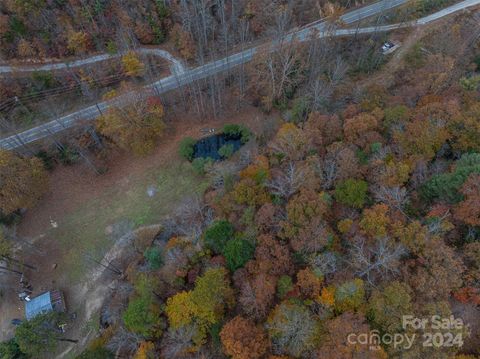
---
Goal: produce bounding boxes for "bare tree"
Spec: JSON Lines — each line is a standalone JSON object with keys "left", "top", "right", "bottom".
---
{"left": 308, "top": 251, "right": 338, "bottom": 277}
{"left": 350, "top": 236, "right": 406, "bottom": 285}
{"left": 328, "top": 56, "right": 349, "bottom": 85}
{"left": 374, "top": 186, "right": 409, "bottom": 211}
{"left": 426, "top": 209, "right": 451, "bottom": 236}
{"left": 249, "top": 37, "right": 306, "bottom": 110}
{"left": 267, "top": 162, "right": 305, "bottom": 199}
{"left": 106, "top": 325, "right": 142, "bottom": 355}
{"left": 266, "top": 302, "right": 319, "bottom": 357}
{"left": 307, "top": 78, "right": 334, "bottom": 111}
{"left": 321, "top": 144, "right": 359, "bottom": 190}
{"left": 269, "top": 2, "right": 293, "bottom": 40}
{"left": 207, "top": 162, "right": 241, "bottom": 190}
{"left": 161, "top": 324, "right": 199, "bottom": 358}
{"left": 321, "top": 154, "right": 338, "bottom": 190}
{"left": 163, "top": 196, "right": 213, "bottom": 243}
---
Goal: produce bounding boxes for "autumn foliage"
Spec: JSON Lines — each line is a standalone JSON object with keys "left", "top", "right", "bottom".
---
{"left": 0, "top": 150, "right": 48, "bottom": 215}
{"left": 5, "top": 5, "right": 480, "bottom": 358}
{"left": 96, "top": 94, "right": 165, "bottom": 155}
{"left": 220, "top": 316, "right": 269, "bottom": 359}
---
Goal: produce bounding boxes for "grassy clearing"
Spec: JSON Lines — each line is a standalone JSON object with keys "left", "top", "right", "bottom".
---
{"left": 50, "top": 161, "right": 208, "bottom": 282}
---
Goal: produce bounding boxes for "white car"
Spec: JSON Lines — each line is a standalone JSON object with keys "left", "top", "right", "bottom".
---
{"left": 381, "top": 41, "right": 396, "bottom": 53}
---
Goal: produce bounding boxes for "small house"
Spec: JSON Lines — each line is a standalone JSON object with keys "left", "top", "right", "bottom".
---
{"left": 25, "top": 290, "right": 66, "bottom": 320}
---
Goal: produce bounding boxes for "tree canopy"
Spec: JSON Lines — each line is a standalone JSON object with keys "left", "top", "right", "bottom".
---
{"left": 96, "top": 96, "right": 165, "bottom": 155}
{"left": 0, "top": 150, "right": 48, "bottom": 215}
{"left": 15, "top": 312, "right": 66, "bottom": 356}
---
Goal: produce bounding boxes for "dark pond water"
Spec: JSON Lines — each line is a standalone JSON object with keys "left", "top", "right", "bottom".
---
{"left": 193, "top": 133, "right": 242, "bottom": 160}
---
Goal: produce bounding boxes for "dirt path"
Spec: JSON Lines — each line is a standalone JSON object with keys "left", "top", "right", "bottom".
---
{"left": 0, "top": 47, "right": 185, "bottom": 75}
{"left": 355, "top": 26, "right": 427, "bottom": 92}
{"left": 56, "top": 224, "right": 161, "bottom": 359}
{"left": 0, "top": 105, "right": 272, "bottom": 352}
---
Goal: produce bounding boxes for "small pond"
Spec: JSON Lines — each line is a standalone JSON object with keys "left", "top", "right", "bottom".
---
{"left": 193, "top": 133, "right": 243, "bottom": 160}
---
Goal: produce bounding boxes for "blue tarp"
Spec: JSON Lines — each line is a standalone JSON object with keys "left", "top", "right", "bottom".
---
{"left": 25, "top": 292, "right": 53, "bottom": 320}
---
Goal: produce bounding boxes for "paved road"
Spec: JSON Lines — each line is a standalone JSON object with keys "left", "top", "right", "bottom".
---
{"left": 2, "top": 0, "right": 479, "bottom": 151}
{"left": 417, "top": 0, "right": 480, "bottom": 23}
{"left": 0, "top": 48, "right": 186, "bottom": 75}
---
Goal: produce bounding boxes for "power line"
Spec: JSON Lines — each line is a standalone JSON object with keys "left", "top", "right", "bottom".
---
{"left": 0, "top": 61, "right": 172, "bottom": 111}
{"left": 0, "top": 61, "right": 171, "bottom": 106}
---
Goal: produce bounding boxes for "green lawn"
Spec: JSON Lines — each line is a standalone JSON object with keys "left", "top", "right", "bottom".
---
{"left": 50, "top": 161, "right": 208, "bottom": 282}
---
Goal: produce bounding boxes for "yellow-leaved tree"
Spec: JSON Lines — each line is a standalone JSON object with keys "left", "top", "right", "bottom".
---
{"left": 165, "top": 268, "right": 234, "bottom": 350}
{"left": 133, "top": 341, "right": 155, "bottom": 359}
{"left": 67, "top": 31, "right": 90, "bottom": 54}
{"left": 96, "top": 95, "right": 165, "bottom": 155}
{"left": 122, "top": 51, "right": 145, "bottom": 77}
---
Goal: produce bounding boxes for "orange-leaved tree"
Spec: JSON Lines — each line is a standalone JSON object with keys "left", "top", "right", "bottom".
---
{"left": 220, "top": 316, "right": 269, "bottom": 359}
{"left": 454, "top": 174, "right": 480, "bottom": 226}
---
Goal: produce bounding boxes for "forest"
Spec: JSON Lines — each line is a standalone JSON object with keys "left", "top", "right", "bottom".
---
{"left": 0, "top": 0, "right": 480, "bottom": 358}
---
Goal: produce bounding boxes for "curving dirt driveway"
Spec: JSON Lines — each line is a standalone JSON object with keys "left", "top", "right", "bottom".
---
{"left": 0, "top": 48, "right": 186, "bottom": 75}
{"left": 1, "top": 0, "right": 479, "bottom": 152}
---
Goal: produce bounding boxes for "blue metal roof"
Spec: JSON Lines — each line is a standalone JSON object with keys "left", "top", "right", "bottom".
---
{"left": 25, "top": 292, "right": 53, "bottom": 320}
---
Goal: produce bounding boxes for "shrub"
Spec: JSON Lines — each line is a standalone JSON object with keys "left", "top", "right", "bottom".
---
{"left": 334, "top": 278, "right": 365, "bottom": 313}
{"left": 405, "top": 43, "right": 425, "bottom": 68}
{"left": 178, "top": 137, "right": 196, "bottom": 161}
{"left": 191, "top": 157, "right": 214, "bottom": 175}
{"left": 222, "top": 238, "right": 255, "bottom": 272}
{"left": 144, "top": 247, "right": 163, "bottom": 270}
{"left": 353, "top": 47, "right": 384, "bottom": 75}
{"left": 35, "top": 150, "right": 55, "bottom": 171}
{"left": 218, "top": 144, "right": 234, "bottom": 159}
{"left": 123, "top": 296, "right": 163, "bottom": 338}
{"left": 92, "top": 0, "right": 106, "bottom": 15}
{"left": 384, "top": 105, "right": 409, "bottom": 130}
{"left": 123, "top": 275, "right": 164, "bottom": 338}
{"left": 9, "top": 17, "right": 27, "bottom": 37}
{"left": 0, "top": 339, "right": 27, "bottom": 359}
{"left": 356, "top": 149, "right": 368, "bottom": 165}
{"left": 32, "top": 71, "right": 56, "bottom": 91}
{"left": 416, "top": 0, "right": 449, "bottom": 15}
{"left": 277, "top": 275, "right": 293, "bottom": 299}
{"left": 334, "top": 179, "right": 368, "bottom": 209}
{"left": 122, "top": 51, "right": 145, "bottom": 76}
{"left": 148, "top": 16, "right": 166, "bottom": 44}
{"left": 337, "top": 219, "right": 353, "bottom": 234}
{"left": 203, "top": 220, "right": 235, "bottom": 254}
{"left": 475, "top": 55, "right": 480, "bottom": 71}
{"left": 58, "top": 145, "right": 79, "bottom": 165}
{"left": 156, "top": 1, "right": 170, "bottom": 18}
{"left": 459, "top": 75, "right": 480, "bottom": 91}
{"left": 290, "top": 97, "right": 309, "bottom": 123}
{"left": 105, "top": 40, "right": 117, "bottom": 54}
{"left": 370, "top": 142, "right": 382, "bottom": 154}
{"left": 222, "top": 124, "right": 251, "bottom": 144}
